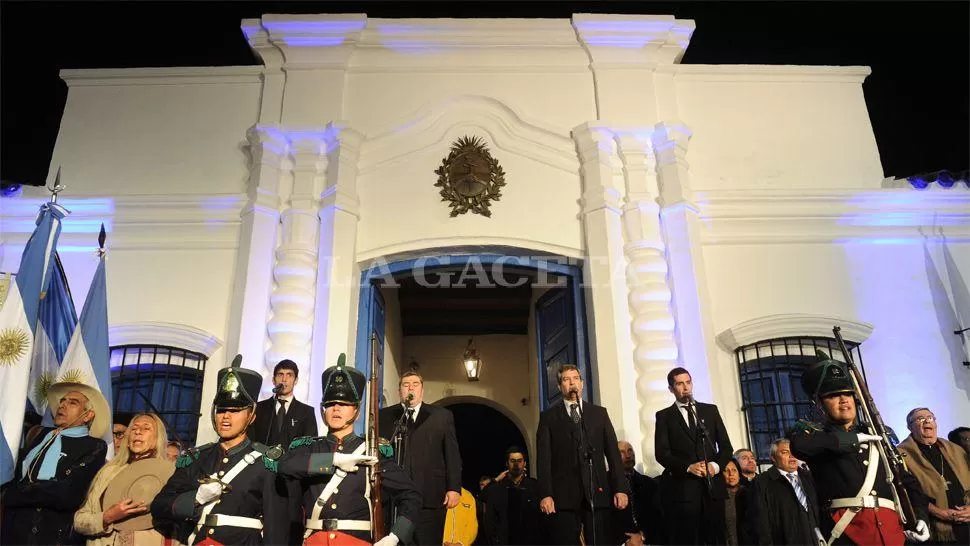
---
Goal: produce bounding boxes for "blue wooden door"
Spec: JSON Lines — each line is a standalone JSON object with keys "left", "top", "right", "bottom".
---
{"left": 354, "top": 280, "right": 385, "bottom": 435}
{"left": 535, "top": 276, "right": 590, "bottom": 409}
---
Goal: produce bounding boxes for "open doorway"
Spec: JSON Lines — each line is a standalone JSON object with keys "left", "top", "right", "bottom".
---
{"left": 355, "top": 251, "right": 593, "bottom": 477}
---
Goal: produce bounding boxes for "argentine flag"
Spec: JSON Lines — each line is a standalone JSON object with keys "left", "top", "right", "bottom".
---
{"left": 0, "top": 202, "right": 69, "bottom": 485}
{"left": 28, "top": 253, "right": 77, "bottom": 425}
{"left": 58, "top": 240, "right": 113, "bottom": 457}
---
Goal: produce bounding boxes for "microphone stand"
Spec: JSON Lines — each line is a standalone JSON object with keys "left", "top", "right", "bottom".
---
{"left": 575, "top": 397, "right": 598, "bottom": 546}
{"left": 389, "top": 403, "right": 411, "bottom": 524}
{"left": 265, "top": 385, "right": 284, "bottom": 446}
{"left": 686, "top": 400, "right": 713, "bottom": 494}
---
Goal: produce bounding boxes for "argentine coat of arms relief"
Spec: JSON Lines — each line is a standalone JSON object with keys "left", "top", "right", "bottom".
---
{"left": 433, "top": 136, "right": 506, "bottom": 218}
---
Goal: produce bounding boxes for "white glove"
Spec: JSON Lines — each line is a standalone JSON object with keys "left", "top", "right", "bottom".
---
{"left": 333, "top": 452, "right": 377, "bottom": 473}
{"left": 195, "top": 481, "right": 223, "bottom": 505}
{"left": 374, "top": 532, "right": 400, "bottom": 546}
{"left": 857, "top": 433, "right": 882, "bottom": 443}
{"left": 904, "top": 520, "right": 930, "bottom": 542}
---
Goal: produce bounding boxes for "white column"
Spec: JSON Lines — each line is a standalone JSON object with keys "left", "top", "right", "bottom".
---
{"left": 652, "top": 123, "right": 729, "bottom": 420}
{"left": 264, "top": 134, "right": 326, "bottom": 398}
{"left": 224, "top": 126, "right": 284, "bottom": 376}
{"left": 572, "top": 122, "right": 640, "bottom": 449}
{"left": 615, "top": 131, "right": 680, "bottom": 474}
{"left": 309, "top": 123, "right": 364, "bottom": 428}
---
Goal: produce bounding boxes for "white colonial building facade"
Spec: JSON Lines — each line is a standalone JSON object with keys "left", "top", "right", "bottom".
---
{"left": 2, "top": 13, "right": 968, "bottom": 474}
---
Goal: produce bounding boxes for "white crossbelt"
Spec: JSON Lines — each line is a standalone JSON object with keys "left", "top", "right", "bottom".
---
{"left": 305, "top": 519, "right": 372, "bottom": 531}
{"left": 830, "top": 497, "right": 896, "bottom": 511}
{"left": 826, "top": 444, "right": 882, "bottom": 546}
{"left": 205, "top": 514, "right": 264, "bottom": 530}
{"left": 304, "top": 442, "right": 368, "bottom": 540}
{"left": 187, "top": 449, "right": 263, "bottom": 545}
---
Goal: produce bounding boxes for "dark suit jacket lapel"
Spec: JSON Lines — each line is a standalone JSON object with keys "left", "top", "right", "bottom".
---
{"left": 413, "top": 405, "right": 432, "bottom": 430}
{"left": 670, "top": 403, "right": 692, "bottom": 439}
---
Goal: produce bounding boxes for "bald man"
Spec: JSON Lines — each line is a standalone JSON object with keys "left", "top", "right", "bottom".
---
{"left": 615, "top": 441, "right": 664, "bottom": 546}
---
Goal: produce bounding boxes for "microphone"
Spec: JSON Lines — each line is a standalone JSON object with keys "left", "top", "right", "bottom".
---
{"left": 405, "top": 392, "right": 414, "bottom": 406}
{"left": 272, "top": 383, "right": 285, "bottom": 395}
{"left": 685, "top": 393, "right": 695, "bottom": 405}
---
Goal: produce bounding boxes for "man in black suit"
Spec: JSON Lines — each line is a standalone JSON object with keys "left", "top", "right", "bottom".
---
{"left": 614, "top": 440, "right": 664, "bottom": 546}
{"left": 2, "top": 381, "right": 109, "bottom": 545}
{"left": 654, "top": 366, "right": 734, "bottom": 545}
{"left": 248, "top": 358, "right": 317, "bottom": 542}
{"left": 379, "top": 371, "right": 462, "bottom": 545}
{"left": 250, "top": 359, "right": 318, "bottom": 447}
{"left": 749, "top": 438, "right": 824, "bottom": 545}
{"left": 481, "top": 446, "right": 543, "bottom": 545}
{"left": 537, "top": 364, "right": 628, "bottom": 545}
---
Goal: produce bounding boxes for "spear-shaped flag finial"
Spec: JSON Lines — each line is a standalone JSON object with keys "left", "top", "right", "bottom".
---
{"left": 47, "top": 167, "right": 65, "bottom": 203}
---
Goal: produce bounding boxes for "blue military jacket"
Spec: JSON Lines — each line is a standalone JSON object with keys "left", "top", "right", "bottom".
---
{"left": 279, "top": 432, "right": 422, "bottom": 543}
{"left": 150, "top": 438, "right": 289, "bottom": 545}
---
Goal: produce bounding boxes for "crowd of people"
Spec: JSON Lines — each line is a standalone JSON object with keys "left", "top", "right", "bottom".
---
{"left": 1, "top": 350, "right": 968, "bottom": 546}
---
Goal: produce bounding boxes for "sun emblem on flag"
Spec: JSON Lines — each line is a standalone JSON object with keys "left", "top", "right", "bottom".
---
{"left": 58, "top": 368, "right": 87, "bottom": 384}
{"left": 0, "top": 328, "right": 30, "bottom": 366}
{"left": 35, "top": 372, "right": 57, "bottom": 401}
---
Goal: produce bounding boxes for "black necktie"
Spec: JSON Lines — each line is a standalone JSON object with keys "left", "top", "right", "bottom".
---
{"left": 276, "top": 399, "right": 287, "bottom": 433}
{"left": 570, "top": 403, "right": 581, "bottom": 424}
{"left": 406, "top": 408, "right": 415, "bottom": 428}
{"left": 686, "top": 403, "right": 696, "bottom": 432}
{"left": 625, "top": 472, "right": 640, "bottom": 528}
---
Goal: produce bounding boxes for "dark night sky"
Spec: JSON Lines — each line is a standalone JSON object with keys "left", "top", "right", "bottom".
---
{"left": 1, "top": 1, "right": 967, "bottom": 187}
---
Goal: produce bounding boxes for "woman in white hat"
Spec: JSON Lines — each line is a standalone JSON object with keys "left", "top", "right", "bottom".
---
{"left": 74, "top": 413, "right": 175, "bottom": 545}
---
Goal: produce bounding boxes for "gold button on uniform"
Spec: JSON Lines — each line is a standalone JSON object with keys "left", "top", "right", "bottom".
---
{"left": 218, "top": 471, "right": 225, "bottom": 477}
{"left": 329, "top": 533, "right": 336, "bottom": 539}
{"left": 222, "top": 457, "right": 229, "bottom": 463}
{"left": 871, "top": 490, "right": 877, "bottom": 496}
{"left": 331, "top": 503, "right": 337, "bottom": 509}
{"left": 208, "top": 529, "right": 215, "bottom": 535}
{"left": 863, "top": 460, "right": 869, "bottom": 466}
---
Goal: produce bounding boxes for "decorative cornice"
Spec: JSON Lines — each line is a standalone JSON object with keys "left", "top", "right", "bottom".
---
{"left": 716, "top": 313, "right": 873, "bottom": 351}
{"left": 60, "top": 66, "right": 264, "bottom": 87}
{"left": 694, "top": 188, "right": 970, "bottom": 244}
{"left": 0, "top": 192, "right": 245, "bottom": 250}
{"left": 662, "top": 64, "right": 872, "bottom": 83}
{"left": 572, "top": 14, "right": 695, "bottom": 67}
{"left": 242, "top": 14, "right": 368, "bottom": 69}
{"left": 109, "top": 321, "right": 224, "bottom": 356}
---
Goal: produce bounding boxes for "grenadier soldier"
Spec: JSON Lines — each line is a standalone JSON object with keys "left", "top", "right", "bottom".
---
{"left": 278, "top": 354, "right": 421, "bottom": 546}
{"left": 789, "top": 351, "right": 931, "bottom": 546}
{"left": 150, "top": 357, "right": 289, "bottom": 545}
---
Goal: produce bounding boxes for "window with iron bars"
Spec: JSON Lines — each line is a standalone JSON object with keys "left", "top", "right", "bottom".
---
{"left": 735, "top": 336, "right": 866, "bottom": 465}
{"left": 110, "top": 345, "right": 207, "bottom": 447}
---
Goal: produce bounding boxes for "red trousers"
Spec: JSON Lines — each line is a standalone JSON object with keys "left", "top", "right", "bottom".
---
{"left": 831, "top": 507, "right": 905, "bottom": 546}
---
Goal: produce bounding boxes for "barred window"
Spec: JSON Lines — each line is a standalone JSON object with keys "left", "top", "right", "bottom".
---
{"left": 110, "top": 345, "right": 207, "bottom": 446}
{"left": 735, "top": 337, "right": 866, "bottom": 464}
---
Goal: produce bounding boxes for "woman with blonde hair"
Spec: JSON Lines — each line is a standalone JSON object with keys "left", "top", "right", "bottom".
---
{"left": 74, "top": 413, "right": 175, "bottom": 545}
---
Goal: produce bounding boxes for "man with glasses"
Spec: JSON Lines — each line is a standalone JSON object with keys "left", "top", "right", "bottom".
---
{"left": 151, "top": 357, "right": 288, "bottom": 545}
{"left": 898, "top": 408, "right": 970, "bottom": 544}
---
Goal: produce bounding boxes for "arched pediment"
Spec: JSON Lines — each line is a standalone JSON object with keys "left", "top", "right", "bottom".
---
{"left": 716, "top": 313, "right": 874, "bottom": 352}
{"left": 358, "top": 94, "right": 577, "bottom": 175}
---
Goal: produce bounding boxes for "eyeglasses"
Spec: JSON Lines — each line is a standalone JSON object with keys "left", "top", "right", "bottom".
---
{"left": 912, "top": 415, "right": 936, "bottom": 425}
{"left": 112, "top": 431, "right": 126, "bottom": 439}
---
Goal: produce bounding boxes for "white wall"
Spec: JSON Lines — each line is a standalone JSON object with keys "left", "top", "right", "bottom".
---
{"left": 51, "top": 68, "right": 262, "bottom": 196}
{"left": 674, "top": 67, "right": 884, "bottom": 190}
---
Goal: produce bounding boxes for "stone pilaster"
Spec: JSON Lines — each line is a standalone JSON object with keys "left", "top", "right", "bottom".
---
{"left": 652, "top": 122, "right": 727, "bottom": 419}
{"left": 222, "top": 126, "right": 285, "bottom": 384}
{"left": 264, "top": 133, "right": 326, "bottom": 398}
{"left": 615, "top": 131, "right": 680, "bottom": 473}
{"left": 308, "top": 123, "right": 365, "bottom": 428}
{"left": 572, "top": 122, "right": 640, "bottom": 448}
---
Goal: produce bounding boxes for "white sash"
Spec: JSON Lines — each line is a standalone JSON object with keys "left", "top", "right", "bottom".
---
{"left": 304, "top": 442, "right": 368, "bottom": 540}
{"left": 187, "top": 449, "right": 262, "bottom": 545}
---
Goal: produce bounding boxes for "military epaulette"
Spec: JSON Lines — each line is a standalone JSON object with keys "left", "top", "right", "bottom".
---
{"left": 176, "top": 442, "right": 216, "bottom": 468}
{"left": 289, "top": 436, "right": 318, "bottom": 449}
{"left": 378, "top": 437, "right": 393, "bottom": 458}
